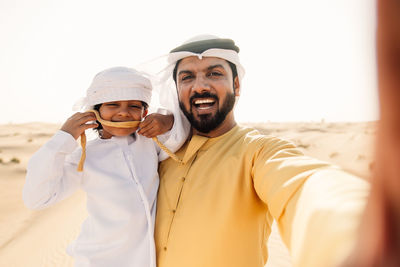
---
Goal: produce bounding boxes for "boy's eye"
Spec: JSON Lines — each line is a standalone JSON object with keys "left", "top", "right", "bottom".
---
{"left": 129, "top": 105, "right": 142, "bottom": 109}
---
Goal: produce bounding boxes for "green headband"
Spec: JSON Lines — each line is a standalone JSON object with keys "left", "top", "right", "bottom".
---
{"left": 170, "top": 38, "right": 240, "bottom": 54}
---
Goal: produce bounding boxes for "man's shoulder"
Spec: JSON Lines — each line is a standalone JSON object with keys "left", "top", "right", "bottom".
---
{"left": 234, "top": 126, "right": 303, "bottom": 161}
{"left": 234, "top": 125, "right": 299, "bottom": 155}
{"left": 236, "top": 125, "right": 292, "bottom": 144}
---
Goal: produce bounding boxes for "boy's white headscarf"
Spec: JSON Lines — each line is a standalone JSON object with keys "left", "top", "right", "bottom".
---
{"left": 74, "top": 66, "right": 153, "bottom": 111}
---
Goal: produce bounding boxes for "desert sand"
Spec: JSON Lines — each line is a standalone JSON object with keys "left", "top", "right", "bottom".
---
{"left": 0, "top": 121, "right": 376, "bottom": 267}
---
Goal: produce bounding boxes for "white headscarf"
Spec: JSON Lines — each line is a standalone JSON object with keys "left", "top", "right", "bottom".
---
{"left": 136, "top": 34, "right": 245, "bottom": 131}
{"left": 73, "top": 66, "right": 153, "bottom": 111}
{"left": 162, "top": 34, "right": 245, "bottom": 90}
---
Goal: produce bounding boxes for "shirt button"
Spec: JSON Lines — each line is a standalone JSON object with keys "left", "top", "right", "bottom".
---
{"left": 163, "top": 247, "right": 167, "bottom": 251}
{"left": 182, "top": 177, "right": 186, "bottom": 182}
{"left": 172, "top": 209, "right": 176, "bottom": 213}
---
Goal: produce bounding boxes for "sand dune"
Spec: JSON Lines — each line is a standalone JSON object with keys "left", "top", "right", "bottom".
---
{"left": 0, "top": 122, "right": 375, "bottom": 267}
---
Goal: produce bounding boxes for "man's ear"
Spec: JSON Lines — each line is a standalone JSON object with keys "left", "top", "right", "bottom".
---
{"left": 233, "top": 76, "right": 240, "bottom": 96}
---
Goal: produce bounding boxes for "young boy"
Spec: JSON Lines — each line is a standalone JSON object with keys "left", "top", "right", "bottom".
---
{"left": 23, "top": 66, "right": 187, "bottom": 267}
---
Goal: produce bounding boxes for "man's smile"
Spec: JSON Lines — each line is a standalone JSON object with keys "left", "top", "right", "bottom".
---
{"left": 192, "top": 98, "right": 217, "bottom": 110}
{"left": 190, "top": 94, "right": 219, "bottom": 115}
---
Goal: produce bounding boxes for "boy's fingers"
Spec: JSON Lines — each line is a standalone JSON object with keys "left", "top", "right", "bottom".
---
{"left": 61, "top": 112, "right": 97, "bottom": 140}
{"left": 82, "top": 111, "right": 97, "bottom": 119}
{"left": 138, "top": 124, "right": 155, "bottom": 136}
{"left": 141, "top": 131, "right": 156, "bottom": 138}
{"left": 82, "top": 123, "right": 98, "bottom": 130}
{"left": 145, "top": 126, "right": 163, "bottom": 138}
{"left": 140, "top": 125, "right": 160, "bottom": 137}
{"left": 139, "top": 116, "right": 153, "bottom": 129}
{"left": 68, "top": 112, "right": 95, "bottom": 126}
{"left": 77, "top": 114, "right": 97, "bottom": 125}
{"left": 139, "top": 118, "right": 155, "bottom": 131}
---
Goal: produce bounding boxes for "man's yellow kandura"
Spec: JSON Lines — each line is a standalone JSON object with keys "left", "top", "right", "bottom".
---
{"left": 77, "top": 110, "right": 182, "bottom": 171}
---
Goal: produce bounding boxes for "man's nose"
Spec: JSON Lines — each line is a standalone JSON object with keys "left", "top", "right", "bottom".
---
{"left": 191, "top": 75, "right": 210, "bottom": 93}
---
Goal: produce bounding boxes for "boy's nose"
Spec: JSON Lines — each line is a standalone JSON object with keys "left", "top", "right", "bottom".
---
{"left": 116, "top": 107, "right": 131, "bottom": 116}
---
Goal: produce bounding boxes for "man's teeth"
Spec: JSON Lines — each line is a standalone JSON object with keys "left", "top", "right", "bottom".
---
{"left": 194, "top": 99, "right": 215, "bottom": 105}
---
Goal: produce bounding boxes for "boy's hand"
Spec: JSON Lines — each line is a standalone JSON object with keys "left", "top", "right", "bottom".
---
{"left": 138, "top": 113, "right": 174, "bottom": 138}
{"left": 61, "top": 112, "right": 98, "bottom": 139}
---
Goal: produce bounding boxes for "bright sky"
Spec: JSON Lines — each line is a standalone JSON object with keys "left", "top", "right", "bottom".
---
{"left": 0, "top": 0, "right": 378, "bottom": 124}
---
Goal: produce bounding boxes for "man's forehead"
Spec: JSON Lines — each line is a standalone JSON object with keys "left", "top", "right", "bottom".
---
{"left": 178, "top": 56, "right": 229, "bottom": 70}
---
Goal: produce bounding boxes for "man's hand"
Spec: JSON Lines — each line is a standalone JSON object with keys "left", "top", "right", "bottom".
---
{"left": 138, "top": 113, "right": 174, "bottom": 138}
{"left": 60, "top": 112, "right": 98, "bottom": 139}
{"left": 342, "top": 0, "right": 400, "bottom": 266}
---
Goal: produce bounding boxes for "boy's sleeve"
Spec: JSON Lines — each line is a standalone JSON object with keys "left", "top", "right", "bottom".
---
{"left": 155, "top": 108, "right": 190, "bottom": 162}
{"left": 23, "top": 130, "right": 83, "bottom": 210}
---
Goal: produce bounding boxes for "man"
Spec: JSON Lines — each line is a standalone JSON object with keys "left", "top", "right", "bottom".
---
{"left": 154, "top": 35, "right": 369, "bottom": 267}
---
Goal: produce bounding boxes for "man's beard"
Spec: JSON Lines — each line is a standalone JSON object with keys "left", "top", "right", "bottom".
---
{"left": 179, "top": 91, "right": 235, "bottom": 134}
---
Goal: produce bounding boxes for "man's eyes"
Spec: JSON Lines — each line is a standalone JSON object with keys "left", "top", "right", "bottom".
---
{"left": 180, "top": 71, "right": 223, "bottom": 82}
{"left": 208, "top": 71, "right": 223, "bottom": 77}
{"left": 181, "top": 75, "right": 193, "bottom": 81}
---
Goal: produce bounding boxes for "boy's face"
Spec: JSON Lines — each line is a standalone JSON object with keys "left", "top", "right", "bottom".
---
{"left": 99, "top": 100, "right": 148, "bottom": 139}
